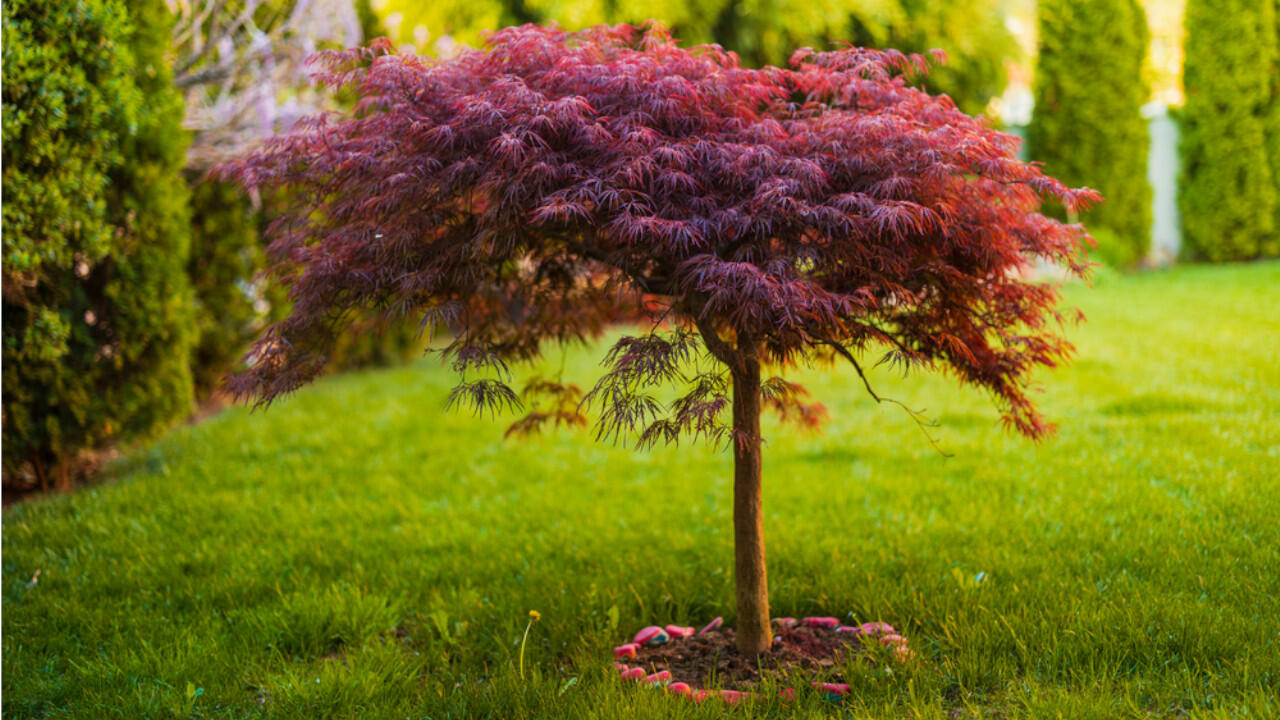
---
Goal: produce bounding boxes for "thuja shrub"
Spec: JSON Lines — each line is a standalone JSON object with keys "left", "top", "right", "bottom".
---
{"left": 1028, "top": 0, "right": 1151, "bottom": 268}
{"left": 1180, "top": 0, "right": 1278, "bottom": 262}
{"left": 2, "top": 0, "right": 193, "bottom": 485}
{"left": 220, "top": 24, "right": 1097, "bottom": 654}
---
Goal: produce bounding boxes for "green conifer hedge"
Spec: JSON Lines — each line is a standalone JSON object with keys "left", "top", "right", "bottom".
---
{"left": 1180, "top": 0, "right": 1278, "bottom": 261}
{"left": 2, "top": 0, "right": 193, "bottom": 485}
{"left": 1028, "top": 0, "right": 1152, "bottom": 268}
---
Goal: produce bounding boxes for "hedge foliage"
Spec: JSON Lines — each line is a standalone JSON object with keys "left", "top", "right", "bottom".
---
{"left": 2, "top": 0, "right": 192, "bottom": 482}
{"left": 1180, "top": 0, "right": 1279, "bottom": 261}
{"left": 1027, "top": 0, "right": 1151, "bottom": 268}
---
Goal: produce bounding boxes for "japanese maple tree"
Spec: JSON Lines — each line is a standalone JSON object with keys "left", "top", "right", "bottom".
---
{"left": 220, "top": 23, "right": 1097, "bottom": 655}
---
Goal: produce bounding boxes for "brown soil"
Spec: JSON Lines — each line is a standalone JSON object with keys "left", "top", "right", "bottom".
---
{"left": 1, "top": 447, "right": 121, "bottom": 505}
{"left": 2, "top": 390, "right": 230, "bottom": 505}
{"left": 626, "top": 625, "right": 868, "bottom": 690}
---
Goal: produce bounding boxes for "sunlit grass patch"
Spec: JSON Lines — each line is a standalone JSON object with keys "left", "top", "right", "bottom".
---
{"left": 4, "top": 262, "right": 1278, "bottom": 718}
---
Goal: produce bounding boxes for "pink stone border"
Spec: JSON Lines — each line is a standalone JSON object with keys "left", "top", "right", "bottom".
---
{"left": 611, "top": 616, "right": 914, "bottom": 704}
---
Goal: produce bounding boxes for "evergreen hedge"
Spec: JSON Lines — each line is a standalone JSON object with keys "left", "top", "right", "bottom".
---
{"left": 2, "top": 0, "right": 192, "bottom": 485}
{"left": 1028, "top": 0, "right": 1152, "bottom": 268}
{"left": 1180, "top": 0, "right": 1278, "bottom": 261}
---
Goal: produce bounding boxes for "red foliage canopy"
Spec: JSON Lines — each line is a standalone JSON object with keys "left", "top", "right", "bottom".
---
{"left": 220, "top": 23, "right": 1098, "bottom": 442}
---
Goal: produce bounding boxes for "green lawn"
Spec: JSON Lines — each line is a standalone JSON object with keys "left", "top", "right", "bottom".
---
{"left": 4, "top": 262, "right": 1279, "bottom": 719}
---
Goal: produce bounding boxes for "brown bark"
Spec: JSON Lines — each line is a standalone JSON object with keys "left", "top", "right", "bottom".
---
{"left": 730, "top": 344, "right": 771, "bottom": 655}
{"left": 33, "top": 457, "right": 49, "bottom": 494}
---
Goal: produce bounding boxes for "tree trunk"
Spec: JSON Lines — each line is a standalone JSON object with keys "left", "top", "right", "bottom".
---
{"left": 731, "top": 352, "right": 771, "bottom": 654}
{"left": 54, "top": 462, "right": 71, "bottom": 492}
{"left": 33, "top": 456, "right": 49, "bottom": 494}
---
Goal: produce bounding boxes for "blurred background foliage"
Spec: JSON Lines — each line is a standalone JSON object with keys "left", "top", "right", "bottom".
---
{"left": 377, "top": 0, "right": 1017, "bottom": 116}
{"left": 1028, "top": 0, "right": 1152, "bottom": 268}
{"left": 177, "top": 0, "right": 411, "bottom": 401}
{"left": 3, "top": 0, "right": 1279, "bottom": 490}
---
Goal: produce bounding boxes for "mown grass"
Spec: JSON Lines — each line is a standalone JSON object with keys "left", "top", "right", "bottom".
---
{"left": 4, "top": 262, "right": 1279, "bottom": 719}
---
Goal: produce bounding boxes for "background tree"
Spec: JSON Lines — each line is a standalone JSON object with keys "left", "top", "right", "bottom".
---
{"left": 1027, "top": 0, "right": 1151, "bottom": 268}
{"left": 379, "top": 0, "right": 1015, "bottom": 114}
{"left": 2, "top": 0, "right": 193, "bottom": 487}
{"left": 1179, "top": 0, "right": 1278, "bottom": 262}
{"left": 170, "top": 0, "right": 366, "bottom": 168}
{"left": 220, "top": 24, "right": 1096, "bottom": 654}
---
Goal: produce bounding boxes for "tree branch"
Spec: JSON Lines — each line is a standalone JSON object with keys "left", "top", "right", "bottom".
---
{"left": 556, "top": 232, "right": 659, "bottom": 295}
{"left": 814, "top": 335, "right": 952, "bottom": 457}
{"left": 690, "top": 298, "right": 742, "bottom": 369}
{"left": 174, "top": 63, "right": 234, "bottom": 89}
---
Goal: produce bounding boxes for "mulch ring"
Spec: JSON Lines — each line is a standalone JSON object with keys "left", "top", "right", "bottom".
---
{"left": 613, "top": 618, "right": 914, "bottom": 703}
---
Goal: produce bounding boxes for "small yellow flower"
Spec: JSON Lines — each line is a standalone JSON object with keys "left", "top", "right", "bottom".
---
{"left": 518, "top": 610, "right": 542, "bottom": 679}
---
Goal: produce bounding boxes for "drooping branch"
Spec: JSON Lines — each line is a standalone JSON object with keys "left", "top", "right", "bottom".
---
{"left": 815, "top": 335, "right": 952, "bottom": 456}
{"left": 688, "top": 298, "right": 742, "bottom": 370}
{"left": 505, "top": 377, "right": 589, "bottom": 439}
